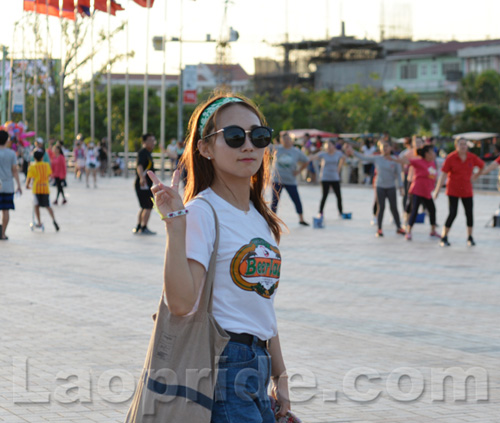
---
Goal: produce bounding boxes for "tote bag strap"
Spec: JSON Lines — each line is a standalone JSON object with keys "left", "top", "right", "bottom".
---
{"left": 195, "top": 197, "right": 220, "bottom": 314}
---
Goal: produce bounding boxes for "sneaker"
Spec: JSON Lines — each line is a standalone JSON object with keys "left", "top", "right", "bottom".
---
{"left": 62, "top": 199, "right": 67, "bottom": 204}
{"left": 53, "top": 199, "right": 58, "bottom": 205}
{"left": 54, "top": 221, "right": 60, "bottom": 232}
{"left": 467, "top": 236, "right": 476, "bottom": 247}
{"left": 376, "top": 229, "right": 384, "bottom": 237}
{"left": 299, "top": 221, "right": 310, "bottom": 227}
{"left": 141, "top": 227, "right": 156, "bottom": 235}
{"left": 429, "top": 231, "right": 440, "bottom": 238}
{"left": 440, "top": 236, "right": 450, "bottom": 247}
{"left": 132, "top": 224, "right": 142, "bottom": 234}
{"left": 396, "top": 227, "right": 406, "bottom": 235}
{"left": 405, "top": 232, "right": 412, "bottom": 241}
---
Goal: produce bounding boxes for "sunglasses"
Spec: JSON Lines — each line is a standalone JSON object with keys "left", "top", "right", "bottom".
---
{"left": 203, "top": 125, "right": 273, "bottom": 148}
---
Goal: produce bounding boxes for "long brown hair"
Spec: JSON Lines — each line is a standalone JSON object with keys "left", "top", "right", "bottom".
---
{"left": 180, "top": 92, "right": 285, "bottom": 243}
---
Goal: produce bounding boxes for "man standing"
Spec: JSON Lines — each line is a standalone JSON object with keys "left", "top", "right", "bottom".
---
{"left": 133, "top": 133, "right": 157, "bottom": 235}
{"left": 0, "top": 130, "right": 22, "bottom": 240}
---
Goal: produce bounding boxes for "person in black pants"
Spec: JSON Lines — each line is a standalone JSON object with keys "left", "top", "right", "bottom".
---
{"left": 133, "top": 133, "right": 157, "bottom": 235}
{"left": 433, "top": 138, "right": 485, "bottom": 246}
{"left": 309, "top": 139, "right": 345, "bottom": 218}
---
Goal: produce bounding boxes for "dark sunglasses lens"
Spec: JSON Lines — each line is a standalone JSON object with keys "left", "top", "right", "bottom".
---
{"left": 251, "top": 127, "right": 271, "bottom": 148}
{"left": 223, "top": 127, "right": 246, "bottom": 147}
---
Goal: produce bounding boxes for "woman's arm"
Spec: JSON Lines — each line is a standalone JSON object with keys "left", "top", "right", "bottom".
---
{"left": 352, "top": 150, "right": 375, "bottom": 163}
{"left": 478, "top": 160, "right": 499, "bottom": 177}
{"left": 338, "top": 156, "right": 345, "bottom": 174}
{"left": 149, "top": 170, "right": 206, "bottom": 316}
{"left": 390, "top": 154, "right": 410, "bottom": 166}
{"left": 268, "top": 331, "right": 290, "bottom": 417}
{"left": 433, "top": 172, "right": 447, "bottom": 200}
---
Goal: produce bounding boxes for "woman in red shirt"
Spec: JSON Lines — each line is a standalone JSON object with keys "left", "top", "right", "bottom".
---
{"left": 395, "top": 145, "right": 439, "bottom": 240}
{"left": 433, "top": 138, "right": 484, "bottom": 247}
{"left": 51, "top": 145, "right": 67, "bottom": 205}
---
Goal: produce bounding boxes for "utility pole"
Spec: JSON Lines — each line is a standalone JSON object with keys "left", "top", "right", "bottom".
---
{"left": 1, "top": 46, "right": 8, "bottom": 125}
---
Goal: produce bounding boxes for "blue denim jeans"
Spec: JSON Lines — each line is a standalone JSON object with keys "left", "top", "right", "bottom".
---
{"left": 211, "top": 339, "right": 274, "bottom": 423}
{"left": 271, "top": 183, "right": 303, "bottom": 215}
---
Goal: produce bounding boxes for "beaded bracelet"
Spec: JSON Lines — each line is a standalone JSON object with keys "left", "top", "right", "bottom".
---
{"left": 152, "top": 197, "right": 189, "bottom": 221}
{"left": 161, "top": 209, "right": 189, "bottom": 220}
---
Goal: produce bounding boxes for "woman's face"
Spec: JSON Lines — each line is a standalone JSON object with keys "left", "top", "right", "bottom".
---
{"left": 425, "top": 149, "right": 435, "bottom": 161}
{"left": 280, "top": 133, "right": 293, "bottom": 148}
{"left": 201, "top": 104, "right": 265, "bottom": 181}
{"left": 456, "top": 139, "right": 468, "bottom": 154}
{"left": 380, "top": 142, "right": 391, "bottom": 155}
{"left": 327, "top": 141, "right": 336, "bottom": 153}
{"left": 413, "top": 138, "right": 423, "bottom": 150}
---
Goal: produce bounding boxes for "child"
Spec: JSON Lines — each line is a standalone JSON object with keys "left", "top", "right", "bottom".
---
{"left": 26, "top": 149, "right": 60, "bottom": 231}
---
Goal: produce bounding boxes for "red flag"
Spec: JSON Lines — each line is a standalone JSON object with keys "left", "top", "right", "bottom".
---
{"left": 132, "top": 0, "right": 154, "bottom": 7}
{"left": 23, "top": 0, "right": 76, "bottom": 20}
{"left": 78, "top": 0, "right": 124, "bottom": 15}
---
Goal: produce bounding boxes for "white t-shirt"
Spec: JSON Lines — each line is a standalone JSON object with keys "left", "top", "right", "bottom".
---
{"left": 181, "top": 188, "right": 280, "bottom": 341}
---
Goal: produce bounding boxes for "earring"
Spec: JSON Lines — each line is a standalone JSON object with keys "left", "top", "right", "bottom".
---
{"left": 207, "top": 156, "right": 211, "bottom": 160}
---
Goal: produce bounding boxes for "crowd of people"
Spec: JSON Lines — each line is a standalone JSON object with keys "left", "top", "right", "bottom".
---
{"left": 0, "top": 129, "right": 112, "bottom": 240}
{"left": 269, "top": 131, "right": 500, "bottom": 247}
{"left": 1, "top": 121, "right": 499, "bottom": 246}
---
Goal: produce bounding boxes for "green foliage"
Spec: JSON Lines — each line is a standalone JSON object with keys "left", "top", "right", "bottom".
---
{"left": 455, "top": 70, "right": 500, "bottom": 134}
{"left": 255, "top": 85, "right": 424, "bottom": 138}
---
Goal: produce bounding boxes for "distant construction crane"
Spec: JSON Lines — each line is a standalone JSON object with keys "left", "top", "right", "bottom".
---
{"left": 215, "top": 0, "right": 238, "bottom": 89}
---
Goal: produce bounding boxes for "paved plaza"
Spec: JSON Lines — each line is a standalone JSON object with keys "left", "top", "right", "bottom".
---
{"left": 1, "top": 174, "right": 500, "bottom": 423}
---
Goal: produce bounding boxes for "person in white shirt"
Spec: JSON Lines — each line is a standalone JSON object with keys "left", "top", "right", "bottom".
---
{"left": 147, "top": 94, "right": 290, "bottom": 422}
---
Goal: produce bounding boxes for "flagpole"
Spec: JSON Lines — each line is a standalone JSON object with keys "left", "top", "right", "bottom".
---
{"left": 45, "top": 0, "right": 50, "bottom": 141}
{"left": 34, "top": 12, "right": 39, "bottom": 138}
{"left": 106, "top": 0, "right": 112, "bottom": 176}
{"left": 124, "top": 0, "right": 130, "bottom": 178}
{"left": 177, "top": 0, "right": 183, "bottom": 145}
{"left": 22, "top": 17, "right": 26, "bottom": 124}
{"left": 73, "top": 0, "right": 79, "bottom": 141}
{"left": 142, "top": 0, "right": 151, "bottom": 133}
{"left": 90, "top": 0, "right": 95, "bottom": 143}
{"left": 160, "top": 0, "right": 167, "bottom": 179}
{"left": 59, "top": 0, "right": 64, "bottom": 142}
{"left": 8, "top": 22, "right": 17, "bottom": 122}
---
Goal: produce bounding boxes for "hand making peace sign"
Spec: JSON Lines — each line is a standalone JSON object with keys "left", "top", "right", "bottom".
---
{"left": 147, "top": 170, "right": 185, "bottom": 221}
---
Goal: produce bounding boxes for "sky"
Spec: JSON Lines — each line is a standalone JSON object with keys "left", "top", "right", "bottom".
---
{"left": 2, "top": 0, "right": 500, "bottom": 82}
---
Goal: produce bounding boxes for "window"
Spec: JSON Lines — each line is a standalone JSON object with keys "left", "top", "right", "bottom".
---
{"left": 470, "top": 57, "right": 492, "bottom": 73}
{"left": 442, "top": 62, "right": 461, "bottom": 74}
{"left": 400, "top": 64, "right": 417, "bottom": 79}
{"left": 431, "top": 63, "right": 438, "bottom": 75}
{"left": 421, "top": 64, "right": 427, "bottom": 76}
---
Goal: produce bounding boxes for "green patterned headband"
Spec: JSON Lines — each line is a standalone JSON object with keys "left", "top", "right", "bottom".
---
{"left": 198, "top": 97, "right": 243, "bottom": 136}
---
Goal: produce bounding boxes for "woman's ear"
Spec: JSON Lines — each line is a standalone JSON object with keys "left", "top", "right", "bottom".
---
{"left": 197, "top": 139, "right": 213, "bottom": 160}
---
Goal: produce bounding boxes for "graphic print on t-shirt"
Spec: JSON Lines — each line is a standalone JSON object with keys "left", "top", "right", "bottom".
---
{"left": 230, "top": 238, "right": 281, "bottom": 299}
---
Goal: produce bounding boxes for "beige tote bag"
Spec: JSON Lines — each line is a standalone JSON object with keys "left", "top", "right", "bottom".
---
{"left": 125, "top": 199, "right": 229, "bottom": 422}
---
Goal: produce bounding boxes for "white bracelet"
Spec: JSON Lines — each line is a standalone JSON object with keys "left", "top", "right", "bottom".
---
{"left": 161, "top": 209, "right": 189, "bottom": 220}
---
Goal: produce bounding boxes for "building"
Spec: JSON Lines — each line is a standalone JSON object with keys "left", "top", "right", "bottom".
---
{"left": 105, "top": 63, "right": 251, "bottom": 94}
{"left": 383, "top": 40, "right": 500, "bottom": 108}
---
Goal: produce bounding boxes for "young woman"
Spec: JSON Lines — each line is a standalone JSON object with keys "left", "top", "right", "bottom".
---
{"left": 73, "top": 141, "right": 85, "bottom": 180}
{"left": 270, "top": 131, "right": 310, "bottom": 226}
{"left": 347, "top": 141, "right": 406, "bottom": 237}
{"left": 85, "top": 142, "right": 99, "bottom": 188}
{"left": 433, "top": 138, "right": 485, "bottom": 247}
{"left": 392, "top": 145, "right": 439, "bottom": 240}
{"left": 309, "top": 139, "right": 345, "bottom": 218}
{"left": 51, "top": 145, "right": 67, "bottom": 205}
{"left": 148, "top": 94, "right": 290, "bottom": 422}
